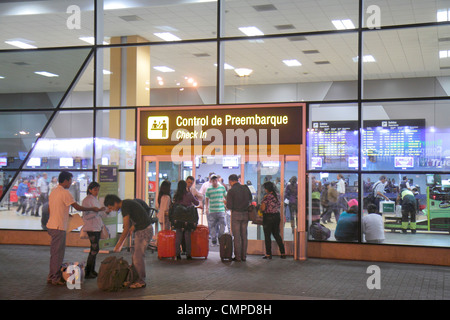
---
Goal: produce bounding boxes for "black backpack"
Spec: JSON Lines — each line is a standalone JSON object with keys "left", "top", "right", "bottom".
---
{"left": 134, "top": 198, "right": 158, "bottom": 224}
{"left": 310, "top": 222, "right": 331, "bottom": 240}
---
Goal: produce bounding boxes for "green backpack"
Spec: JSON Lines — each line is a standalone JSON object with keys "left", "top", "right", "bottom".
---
{"left": 97, "top": 256, "right": 130, "bottom": 291}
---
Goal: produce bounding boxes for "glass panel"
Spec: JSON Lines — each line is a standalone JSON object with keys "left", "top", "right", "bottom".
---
{"left": 197, "top": 156, "right": 241, "bottom": 230}
{"left": 0, "top": 0, "right": 94, "bottom": 49}
{"left": 103, "top": 0, "right": 217, "bottom": 43}
{"left": 308, "top": 103, "right": 359, "bottom": 171}
{"left": 362, "top": 100, "right": 450, "bottom": 172}
{"left": 363, "top": 25, "right": 450, "bottom": 99}
{"left": 0, "top": 48, "right": 92, "bottom": 110}
{"left": 284, "top": 161, "right": 298, "bottom": 241}
{"left": 363, "top": 0, "right": 448, "bottom": 27}
{"left": 61, "top": 54, "right": 94, "bottom": 108}
{"left": 95, "top": 109, "right": 136, "bottom": 170}
{"left": 146, "top": 161, "right": 157, "bottom": 208}
{"left": 99, "top": 43, "right": 217, "bottom": 107}
{"left": 224, "top": 0, "right": 359, "bottom": 36}
{"left": 0, "top": 111, "right": 53, "bottom": 169}
{"left": 223, "top": 33, "right": 358, "bottom": 103}
{"left": 29, "top": 111, "right": 94, "bottom": 170}
{"left": 362, "top": 173, "right": 450, "bottom": 248}
{"left": 244, "top": 160, "right": 281, "bottom": 241}
{"left": 0, "top": 170, "right": 93, "bottom": 230}
{"left": 309, "top": 172, "right": 359, "bottom": 242}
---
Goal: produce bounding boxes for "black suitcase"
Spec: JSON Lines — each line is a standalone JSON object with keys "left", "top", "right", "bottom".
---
{"left": 219, "top": 233, "right": 233, "bottom": 262}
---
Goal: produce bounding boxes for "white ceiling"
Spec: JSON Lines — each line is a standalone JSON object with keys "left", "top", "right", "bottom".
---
{"left": 0, "top": 0, "right": 450, "bottom": 93}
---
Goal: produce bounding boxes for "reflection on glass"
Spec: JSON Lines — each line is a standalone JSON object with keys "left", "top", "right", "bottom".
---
{"left": 284, "top": 162, "right": 298, "bottom": 241}
{"left": 362, "top": 173, "right": 450, "bottom": 248}
{"left": 0, "top": 170, "right": 93, "bottom": 230}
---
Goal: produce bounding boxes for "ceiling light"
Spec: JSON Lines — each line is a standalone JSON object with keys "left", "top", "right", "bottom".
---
{"left": 0, "top": 76, "right": 4, "bottom": 79}
{"left": 352, "top": 55, "right": 376, "bottom": 62}
{"left": 79, "top": 37, "right": 109, "bottom": 45}
{"left": 283, "top": 59, "right": 302, "bottom": 67}
{"left": 153, "top": 66, "right": 175, "bottom": 72}
{"left": 158, "top": 80, "right": 164, "bottom": 86}
{"left": 332, "top": 19, "right": 355, "bottom": 30}
{"left": 5, "top": 40, "right": 37, "bottom": 49}
{"left": 104, "top": 2, "right": 128, "bottom": 10}
{"left": 238, "top": 26, "right": 264, "bottom": 36}
{"left": 440, "top": 50, "right": 450, "bottom": 58}
{"left": 34, "top": 71, "right": 59, "bottom": 77}
{"left": 103, "top": 69, "right": 112, "bottom": 75}
{"left": 154, "top": 32, "right": 181, "bottom": 41}
{"left": 214, "top": 63, "right": 235, "bottom": 70}
{"left": 235, "top": 68, "right": 253, "bottom": 77}
{"left": 437, "top": 9, "right": 450, "bottom": 22}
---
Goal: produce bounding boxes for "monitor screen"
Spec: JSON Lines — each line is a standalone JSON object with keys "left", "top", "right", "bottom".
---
{"left": 0, "top": 157, "right": 6, "bottom": 167}
{"left": 222, "top": 156, "right": 240, "bottom": 169}
{"left": 394, "top": 156, "right": 414, "bottom": 168}
{"left": 59, "top": 157, "right": 74, "bottom": 167}
{"left": 26, "top": 157, "right": 41, "bottom": 167}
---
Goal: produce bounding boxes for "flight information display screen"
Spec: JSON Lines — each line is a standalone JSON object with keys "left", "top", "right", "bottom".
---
{"left": 362, "top": 119, "right": 425, "bottom": 158}
{"left": 309, "top": 121, "right": 358, "bottom": 157}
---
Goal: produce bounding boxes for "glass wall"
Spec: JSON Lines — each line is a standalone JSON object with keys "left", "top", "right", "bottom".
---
{"left": 0, "top": 0, "right": 449, "bottom": 251}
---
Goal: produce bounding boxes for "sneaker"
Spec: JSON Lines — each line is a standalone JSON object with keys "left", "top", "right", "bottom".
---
{"left": 129, "top": 281, "right": 146, "bottom": 289}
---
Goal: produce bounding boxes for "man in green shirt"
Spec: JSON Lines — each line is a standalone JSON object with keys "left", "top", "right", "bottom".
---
{"left": 205, "top": 175, "right": 227, "bottom": 245}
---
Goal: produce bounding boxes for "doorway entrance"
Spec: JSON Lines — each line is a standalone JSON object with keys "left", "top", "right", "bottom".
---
{"left": 142, "top": 154, "right": 300, "bottom": 256}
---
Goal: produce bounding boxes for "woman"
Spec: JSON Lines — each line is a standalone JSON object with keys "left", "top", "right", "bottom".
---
{"left": 261, "top": 181, "right": 286, "bottom": 259}
{"left": 334, "top": 199, "right": 359, "bottom": 242}
{"left": 171, "top": 180, "right": 199, "bottom": 260}
{"left": 156, "top": 180, "right": 171, "bottom": 230}
{"left": 81, "top": 182, "right": 107, "bottom": 278}
{"left": 285, "top": 176, "right": 298, "bottom": 232}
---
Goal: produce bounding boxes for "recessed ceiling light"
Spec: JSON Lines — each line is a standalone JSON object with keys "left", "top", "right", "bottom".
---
{"left": 0, "top": 76, "right": 4, "bottom": 79}
{"left": 34, "top": 71, "right": 59, "bottom": 77}
{"left": 238, "top": 26, "right": 264, "bottom": 36}
{"left": 214, "top": 63, "right": 235, "bottom": 70}
{"left": 153, "top": 66, "right": 175, "bottom": 72}
{"left": 235, "top": 68, "right": 253, "bottom": 77}
{"left": 79, "top": 37, "right": 109, "bottom": 45}
{"left": 332, "top": 19, "right": 355, "bottom": 30}
{"left": 352, "top": 55, "right": 376, "bottom": 62}
{"left": 437, "top": 9, "right": 450, "bottom": 22}
{"left": 154, "top": 32, "right": 181, "bottom": 41}
{"left": 283, "top": 59, "right": 302, "bottom": 67}
{"left": 440, "top": 50, "right": 450, "bottom": 59}
{"left": 5, "top": 40, "right": 37, "bottom": 49}
{"left": 103, "top": 69, "right": 113, "bottom": 75}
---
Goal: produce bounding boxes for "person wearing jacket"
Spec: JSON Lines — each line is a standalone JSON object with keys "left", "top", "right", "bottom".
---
{"left": 16, "top": 178, "right": 29, "bottom": 215}
{"left": 171, "top": 180, "right": 199, "bottom": 260}
{"left": 334, "top": 199, "right": 359, "bottom": 242}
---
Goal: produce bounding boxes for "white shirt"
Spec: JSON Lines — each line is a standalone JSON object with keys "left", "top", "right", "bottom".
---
{"left": 81, "top": 194, "right": 106, "bottom": 232}
{"left": 37, "top": 176, "right": 49, "bottom": 193}
{"left": 337, "top": 179, "right": 345, "bottom": 194}
{"left": 362, "top": 214, "right": 385, "bottom": 241}
{"left": 156, "top": 194, "right": 171, "bottom": 221}
{"left": 47, "top": 185, "right": 75, "bottom": 231}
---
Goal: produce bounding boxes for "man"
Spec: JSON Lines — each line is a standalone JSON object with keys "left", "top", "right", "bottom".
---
{"left": 35, "top": 173, "right": 49, "bottom": 217}
{"left": 374, "top": 175, "right": 390, "bottom": 213}
{"left": 104, "top": 195, "right": 153, "bottom": 289}
{"left": 16, "top": 178, "right": 28, "bottom": 215}
{"left": 397, "top": 187, "right": 417, "bottom": 234}
{"left": 336, "top": 174, "right": 346, "bottom": 210}
{"left": 226, "top": 174, "right": 252, "bottom": 262}
{"left": 47, "top": 171, "right": 102, "bottom": 285}
{"left": 186, "top": 175, "right": 203, "bottom": 203}
{"left": 205, "top": 174, "right": 227, "bottom": 245}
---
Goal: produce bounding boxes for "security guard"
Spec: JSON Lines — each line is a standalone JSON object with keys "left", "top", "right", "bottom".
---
{"left": 397, "top": 188, "right": 417, "bottom": 234}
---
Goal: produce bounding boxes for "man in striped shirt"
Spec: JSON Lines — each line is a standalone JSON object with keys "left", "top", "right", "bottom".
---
{"left": 205, "top": 174, "right": 227, "bottom": 245}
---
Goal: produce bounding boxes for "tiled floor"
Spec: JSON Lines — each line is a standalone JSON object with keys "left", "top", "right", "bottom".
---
{"left": 1, "top": 244, "right": 449, "bottom": 301}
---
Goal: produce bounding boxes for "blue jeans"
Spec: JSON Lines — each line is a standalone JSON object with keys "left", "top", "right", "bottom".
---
{"left": 207, "top": 211, "right": 226, "bottom": 242}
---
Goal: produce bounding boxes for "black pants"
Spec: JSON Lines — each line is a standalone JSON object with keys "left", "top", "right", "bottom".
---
{"left": 263, "top": 212, "right": 285, "bottom": 256}
{"left": 86, "top": 231, "right": 101, "bottom": 275}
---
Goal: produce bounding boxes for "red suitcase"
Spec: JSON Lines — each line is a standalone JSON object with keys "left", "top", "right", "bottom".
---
{"left": 157, "top": 230, "right": 176, "bottom": 260}
{"left": 190, "top": 225, "right": 209, "bottom": 259}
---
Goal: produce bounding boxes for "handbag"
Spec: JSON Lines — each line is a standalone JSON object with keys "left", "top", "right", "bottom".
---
{"left": 248, "top": 204, "right": 263, "bottom": 225}
{"left": 100, "top": 225, "right": 110, "bottom": 239}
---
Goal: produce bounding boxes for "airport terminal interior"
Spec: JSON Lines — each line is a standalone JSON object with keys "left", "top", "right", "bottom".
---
{"left": 0, "top": 0, "right": 450, "bottom": 261}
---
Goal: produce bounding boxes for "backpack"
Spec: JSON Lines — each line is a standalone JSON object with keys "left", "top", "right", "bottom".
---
{"left": 134, "top": 198, "right": 158, "bottom": 224}
{"left": 364, "top": 181, "right": 381, "bottom": 208}
{"left": 310, "top": 222, "right": 331, "bottom": 240}
{"left": 97, "top": 256, "right": 130, "bottom": 291}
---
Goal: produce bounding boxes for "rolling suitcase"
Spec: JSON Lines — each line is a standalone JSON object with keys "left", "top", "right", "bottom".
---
{"left": 219, "top": 233, "right": 233, "bottom": 262}
{"left": 157, "top": 230, "right": 176, "bottom": 260}
{"left": 190, "top": 225, "right": 209, "bottom": 259}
